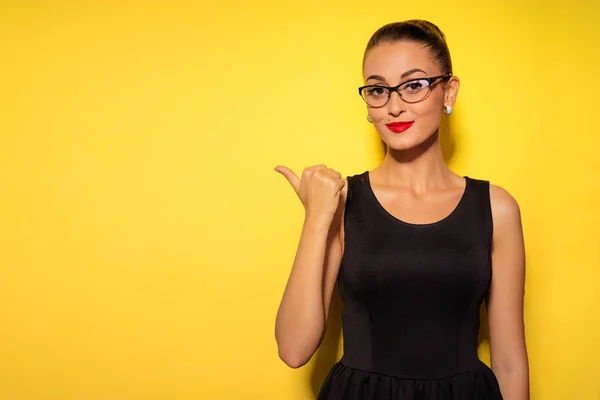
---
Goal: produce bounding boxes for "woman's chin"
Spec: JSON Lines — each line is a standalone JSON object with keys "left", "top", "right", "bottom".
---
{"left": 381, "top": 131, "right": 437, "bottom": 153}
{"left": 382, "top": 135, "right": 422, "bottom": 152}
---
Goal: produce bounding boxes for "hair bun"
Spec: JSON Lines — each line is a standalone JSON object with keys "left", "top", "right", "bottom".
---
{"left": 363, "top": 20, "right": 453, "bottom": 75}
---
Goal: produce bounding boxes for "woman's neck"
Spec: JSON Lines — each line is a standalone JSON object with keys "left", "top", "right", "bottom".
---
{"left": 375, "top": 130, "right": 457, "bottom": 192}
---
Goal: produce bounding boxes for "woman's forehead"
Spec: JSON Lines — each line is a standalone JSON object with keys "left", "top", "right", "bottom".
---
{"left": 363, "top": 41, "right": 437, "bottom": 81}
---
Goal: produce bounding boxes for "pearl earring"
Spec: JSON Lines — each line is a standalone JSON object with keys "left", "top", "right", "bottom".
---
{"left": 367, "top": 114, "right": 373, "bottom": 123}
{"left": 444, "top": 105, "right": 453, "bottom": 115}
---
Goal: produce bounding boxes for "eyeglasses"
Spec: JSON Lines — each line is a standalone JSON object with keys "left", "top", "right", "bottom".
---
{"left": 358, "top": 74, "right": 452, "bottom": 108}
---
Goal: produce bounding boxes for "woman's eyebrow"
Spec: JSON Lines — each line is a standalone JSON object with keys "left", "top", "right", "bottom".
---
{"left": 366, "top": 68, "right": 427, "bottom": 83}
{"left": 401, "top": 68, "right": 427, "bottom": 79}
{"left": 366, "top": 74, "right": 386, "bottom": 82}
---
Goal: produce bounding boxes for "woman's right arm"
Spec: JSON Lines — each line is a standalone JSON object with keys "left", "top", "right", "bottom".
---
{"left": 273, "top": 165, "right": 346, "bottom": 368}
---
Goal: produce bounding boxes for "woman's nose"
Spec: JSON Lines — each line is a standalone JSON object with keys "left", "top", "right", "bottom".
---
{"left": 387, "top": 91, "right": 406, "bottom": 116}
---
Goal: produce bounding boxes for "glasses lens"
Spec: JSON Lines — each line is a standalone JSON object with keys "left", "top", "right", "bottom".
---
{"left": 399, "top": 79, "right": 431, "bottom": 103}
{"left": 361, "top": 86, "right": 389, "bottom": 107}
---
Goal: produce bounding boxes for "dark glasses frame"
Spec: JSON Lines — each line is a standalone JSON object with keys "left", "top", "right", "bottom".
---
{"left": 358, "top": 74, "right": 452, "bottom": 107}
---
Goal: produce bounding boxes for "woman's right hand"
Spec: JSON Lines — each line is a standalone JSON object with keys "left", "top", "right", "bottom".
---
{"left": 274, "top": 164, "right": 346, "bottom": 368}
{"left": 274, "top": 164, "right": 345, "bottom": 225}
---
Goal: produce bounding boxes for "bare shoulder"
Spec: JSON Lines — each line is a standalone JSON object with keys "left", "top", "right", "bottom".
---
{"left": 337, "top": 178, "right": 349, "bottom": 221}
{"left": 488, "top": 183, "right": 523, "bottom": 233}
{"left": 335, "top": 178, "right": 349, "bottom": 249}
{"left": 341, "top": 178, "right": 349, "bottom": 201}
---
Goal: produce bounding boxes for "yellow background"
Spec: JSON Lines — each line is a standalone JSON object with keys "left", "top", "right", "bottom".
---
{"left": 1, "top": 1, "right": 599, "bottom": 399}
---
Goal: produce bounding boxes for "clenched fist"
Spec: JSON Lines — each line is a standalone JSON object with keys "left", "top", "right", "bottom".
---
{"left": 275, "top": 164, "right": 345, "bottom": 224}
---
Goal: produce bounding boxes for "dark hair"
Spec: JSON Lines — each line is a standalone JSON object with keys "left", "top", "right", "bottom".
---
{"left": 363, "top": 20, "right": 453, "bottom": 75}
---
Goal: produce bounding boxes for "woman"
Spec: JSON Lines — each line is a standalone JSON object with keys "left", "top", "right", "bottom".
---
{"left": 274, "top": 20, "right": 529, "bottom": 399}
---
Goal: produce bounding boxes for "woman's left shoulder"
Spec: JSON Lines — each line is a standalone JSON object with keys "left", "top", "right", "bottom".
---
{"left": 487, "top": 182, "right": 522, "bottom": 226}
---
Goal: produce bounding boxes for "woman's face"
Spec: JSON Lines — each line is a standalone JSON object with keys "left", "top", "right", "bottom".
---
{"left": 362, "top": 40, "right": 458, "bottom": 151}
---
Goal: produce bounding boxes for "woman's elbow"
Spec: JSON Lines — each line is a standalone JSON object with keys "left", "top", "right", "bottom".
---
{"left": 275, "top": 323, "right": 323, "bottom": 368}
{"left": 276, "top": 336, "right": 318, "bottom": 368}
{"left": 278, "top": 348, "right": 311, "bottom": 369}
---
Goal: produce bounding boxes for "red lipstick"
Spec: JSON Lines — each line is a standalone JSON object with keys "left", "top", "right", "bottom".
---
{"left": 386, "top": 121, "right": 414, "bottom": 133}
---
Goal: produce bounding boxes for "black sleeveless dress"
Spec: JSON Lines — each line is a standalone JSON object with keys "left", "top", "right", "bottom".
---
{"left": 318, "top": 171, "right": 503, "bottom": 399}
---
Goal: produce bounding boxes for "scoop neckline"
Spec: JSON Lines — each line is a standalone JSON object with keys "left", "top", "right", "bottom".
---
{"left": 364, "top": 171, "right": 471, "bottom": 228}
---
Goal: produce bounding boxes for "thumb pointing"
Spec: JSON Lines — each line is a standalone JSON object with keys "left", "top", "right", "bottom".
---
{"left": 274, "top": 165, "right": 301, "bottom": 193}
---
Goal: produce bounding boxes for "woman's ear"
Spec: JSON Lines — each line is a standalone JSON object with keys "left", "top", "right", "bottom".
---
{"left": 445, "top": 75, "right": 460, "bottom": 106}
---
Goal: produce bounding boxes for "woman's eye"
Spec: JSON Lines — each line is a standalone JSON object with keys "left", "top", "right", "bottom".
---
{"left": 403, "top": 80, "right": 428, "bottom": 93}
{"left": 367, "top": 87, "right": 387, "bottom": 97}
